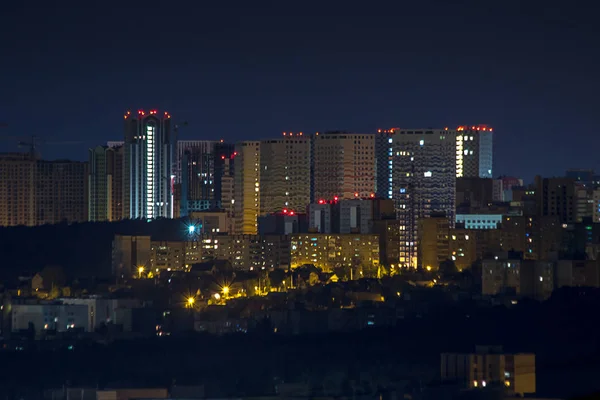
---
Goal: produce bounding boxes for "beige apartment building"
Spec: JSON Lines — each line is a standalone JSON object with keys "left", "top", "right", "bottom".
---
{"left": 290, "top": 233, "right": 380, "bottom": 272}
{"left": 0, "top": 153, "right": 36, "bottom": 226}
{"left": 88, "top": 145, "right": 124, "bottom": 222}
{"left": 313, "top": 132, "right": 375, "bottom": 201}
{"left": 234, "top": 141, "right": 260, "bottom": 234}
{"left": 260, "top": 134, "right": 311, "bottom": 214}
{"left": 36, "top": 160, "right": 89, "bottom": 225}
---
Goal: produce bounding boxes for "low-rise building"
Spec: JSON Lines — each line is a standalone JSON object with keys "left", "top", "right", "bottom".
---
{"left": 555, "top": 259, "right": 600, "bottom": 288}
{"left": 441, "top": 345, "right": 536, "bottom": 397}
{"left": 448, "top": 229, "right": 478, "bottom": 271}
{"left": 188, "top": 209, "right": 229, "bottom": 233}
{"left": 12, "top": 303, "right": 89, "bottom": 334}
{"left": 112, "top": 235, "right": 152, "bottom": 277}
{"left": 455, "top": 214, "right": 502, "bottom": 230}
{"left": 61, "top": 297, "right": 142, "bottom": 332}
{"left": 482, "top": 255, "right": 554, "bottom": 300}
{"left": 150, "top": 240, "right": 186, "bottom": 271}
{"left": 290, "top": 233, "right": 379, "bottom": 272}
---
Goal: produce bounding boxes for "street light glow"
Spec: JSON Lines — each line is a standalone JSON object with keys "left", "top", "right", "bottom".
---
{"left": 187, "top": 297, "right": 195, "bottom": 305}
{"left": 188, "top": 225, "right": 195, "bottom": 234}
{"left": 222, "top": 286, "right": 230, "bottom": 295}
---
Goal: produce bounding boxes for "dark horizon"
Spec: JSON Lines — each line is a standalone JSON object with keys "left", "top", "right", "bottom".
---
{"left": 1, "top": 0, "right": 598, "bottom": 182}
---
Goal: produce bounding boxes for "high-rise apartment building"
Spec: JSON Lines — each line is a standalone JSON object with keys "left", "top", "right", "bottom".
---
{"left": 0, "top": 153, "right": 36, "bottom": 226}
{"left": 375, "top": 129, "right": 396, "bottom": 199}
{"left": 260, "top": 134, "right": 311, "bottom": 214}
{"left": 0, "top": 154, "right": 88, "bottom": 226}
{"left": 565, "top": 168, "right": 600, "bottom": 188}
{"left": 36, "top": 160, "right": 88, "bottom": 225}
{"left": 233, "top": 141, "right": 260, "bottom": 234}
{"left": 313, "top": 132, "right": 375, "bottom": 200}
{"left": 124, "top": 110, "right": 174, "bottom": 219}
{"left": 418, "top": 215, "right": 450, "bottom": 271}
{"left": 456, "top": 125, "right": 493, "bottom": 178}
{"left": 88, "top": 145, "right": 124, "bottom": 221}
{"left": 534, "top": 176, "right": 577, "bottom": 224}
{"left": 456, "top": 177, "right": 494, "bottom": 213}
{"left": 214, "top": 142, "right": 235, "bottom": 209}
{"left": 178, "top": 140, "right": 218, "bottom": 216}
{"left": 392, "top": 129, "right": 457, "bottom": 268}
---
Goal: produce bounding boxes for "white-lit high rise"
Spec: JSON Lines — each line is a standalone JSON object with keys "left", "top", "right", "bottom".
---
{"left": 456, "top": 125, "right": 493, "bottom": 178}
{"left": 392, "top": 128, "right": 457, "bottom": 268}
{"left": 124, "top": 110, "right": 174, "bottom": 219}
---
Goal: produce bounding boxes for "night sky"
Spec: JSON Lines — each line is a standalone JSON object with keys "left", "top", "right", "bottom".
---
{"left": 1, "top": 0, "right": 598, "bottom": 182}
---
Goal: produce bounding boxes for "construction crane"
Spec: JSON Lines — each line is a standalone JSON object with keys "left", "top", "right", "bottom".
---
{"left": 16, "top": 135, "right": 83, "bottom": 158}
{"left": 0, "top": 127, "right": 83, "bottom": 158}
{"left": 17, "top": 135, "right": 40, "bottom": 158}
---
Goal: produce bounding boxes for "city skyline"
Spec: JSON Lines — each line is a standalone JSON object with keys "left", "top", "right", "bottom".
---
{"left": 2, "top": 2, "right": 600, "bottom": 399}
{"left": 2, "top": 1, "right": 599, "bottom": 182}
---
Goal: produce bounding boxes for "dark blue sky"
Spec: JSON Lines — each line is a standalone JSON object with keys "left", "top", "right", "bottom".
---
{"left": 1, "top": 0, "right": 598, "bottom": 182}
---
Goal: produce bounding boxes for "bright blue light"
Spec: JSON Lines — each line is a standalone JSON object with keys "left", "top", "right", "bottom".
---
{"left": 188, "top": 225, "right": 195, "bottom": 234}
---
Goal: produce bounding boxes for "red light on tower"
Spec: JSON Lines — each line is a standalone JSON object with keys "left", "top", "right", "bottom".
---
{"left": 221, "top": 155, "right": 225, "bottom": 160}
